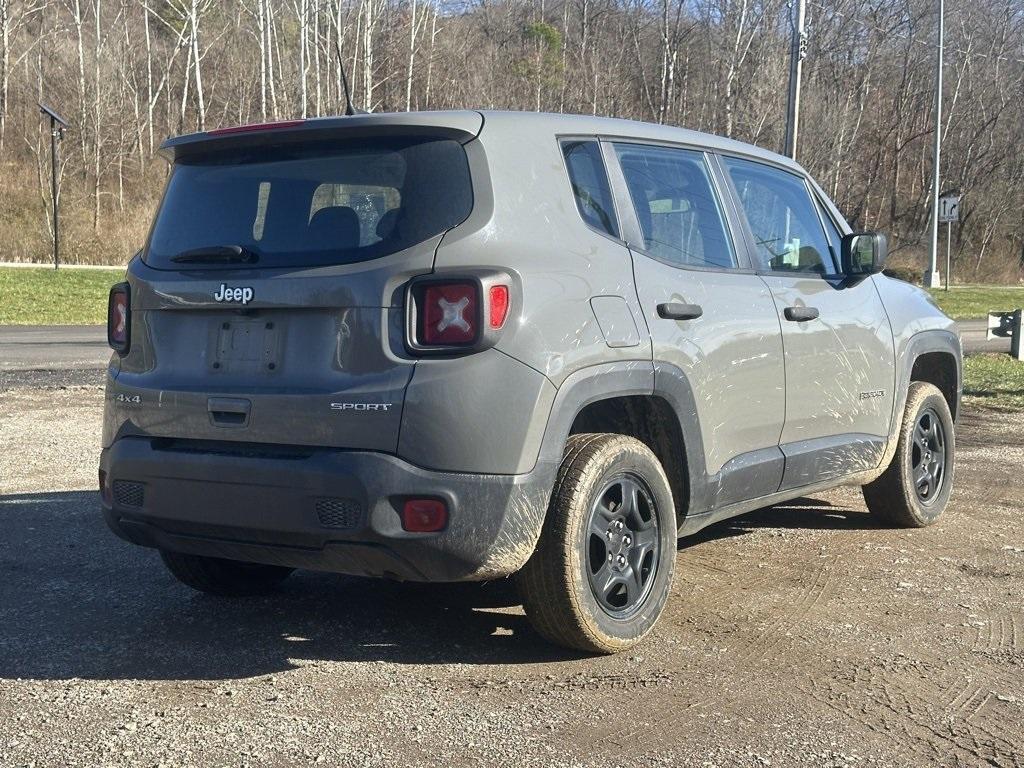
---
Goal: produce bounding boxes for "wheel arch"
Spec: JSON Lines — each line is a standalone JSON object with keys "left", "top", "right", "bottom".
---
{"left": 910, "top": 350, "right": 961, "bottom": 422}
{"left": 899, "top": 330, "right": 962, "bottom": 425}
{"left": 537, "top": 361, "right": 708, "bottom": 527}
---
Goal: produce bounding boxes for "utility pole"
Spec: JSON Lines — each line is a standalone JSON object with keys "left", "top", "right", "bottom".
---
{"left": 39, "top": 103, "right": 69, "bottom": 270}
{"left": 925, "top": 0, "right": 944, "bottom": 288}
{"left": 784, "top": 0, "right": 807, "bottom": 160}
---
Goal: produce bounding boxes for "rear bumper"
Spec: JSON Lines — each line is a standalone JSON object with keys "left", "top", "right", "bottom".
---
{"left": 100, "top": 437, "right": 556, "bottom": 581}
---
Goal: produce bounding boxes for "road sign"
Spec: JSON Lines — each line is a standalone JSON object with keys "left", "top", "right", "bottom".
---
{"left": 939, "top": 194, "right": 960, "bottom": 223}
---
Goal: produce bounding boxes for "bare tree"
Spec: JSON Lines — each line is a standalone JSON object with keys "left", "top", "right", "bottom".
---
{"left": 0, "top": 0, "right": 1021, "bottom": 281}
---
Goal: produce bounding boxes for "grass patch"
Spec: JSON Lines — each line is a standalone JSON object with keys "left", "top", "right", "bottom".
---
{"left": 0, "top": 267, "right": 124, "bottom": 325}
{"left": 928, "top": 285, "right": 1024, "bottom": 320}
{"left": 963, "top": 353, "right": 1024, "bottom": 411}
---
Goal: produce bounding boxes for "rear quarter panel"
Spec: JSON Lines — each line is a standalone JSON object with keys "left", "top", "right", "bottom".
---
{"left": 400, "top": 113, "right": 653, "bottom": 474}
{"left": 432, "top": 112, "right": 650, "bottom": 385}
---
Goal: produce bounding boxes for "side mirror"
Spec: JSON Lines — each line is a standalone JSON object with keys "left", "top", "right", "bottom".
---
{"left": 841, "top": 232, "right": 888, "bottom": 276}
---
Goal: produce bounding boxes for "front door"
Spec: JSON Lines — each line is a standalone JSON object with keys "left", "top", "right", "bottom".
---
{"left": 606, "top": 141, "right": 787, "bottom": 513}
{"left": 721, "top": 156, "right": 895, "bottom": 490}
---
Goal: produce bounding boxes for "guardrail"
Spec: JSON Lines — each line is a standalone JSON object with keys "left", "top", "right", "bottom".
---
{"left": 987, "top": 310, "right": 1023, "bottom": 361}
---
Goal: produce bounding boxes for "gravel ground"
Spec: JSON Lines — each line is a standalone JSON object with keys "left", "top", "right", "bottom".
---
{"left": 1, "top": 377, "right": 1022, "bottom": 767}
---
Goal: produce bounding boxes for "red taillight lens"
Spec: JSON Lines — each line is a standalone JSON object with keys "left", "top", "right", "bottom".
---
{"left": 401, "top": 499, "right": 448, "bottom": 532}
{"left": 420, "top": 282, "right": 478, "bottom": 345}
{"left": 488, "top": 285, "right": 510, "bottom": 329}
{"left": 107, "top": 283, "right": 130, "bottom": 354}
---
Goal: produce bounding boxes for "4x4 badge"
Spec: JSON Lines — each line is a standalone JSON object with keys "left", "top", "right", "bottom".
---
{"left": 213, "top": 284, "right": 254, "bottom": 305}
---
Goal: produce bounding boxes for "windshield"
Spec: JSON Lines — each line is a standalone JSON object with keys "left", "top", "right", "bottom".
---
{"left": 145, "top": 137, "right": 473, "bottom": 269}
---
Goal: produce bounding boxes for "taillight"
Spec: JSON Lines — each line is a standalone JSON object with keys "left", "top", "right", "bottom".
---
{"left": 107, "top": 282, "right": 130, "bottom": 354}
{"left": 421, "top": 282, "right": 479, "bottom": 345}
{"left": 488, "top": 285, "right": 510, "bottom": 330}
{"left": 407, "top": 272, "right": 512, "bottom": 354}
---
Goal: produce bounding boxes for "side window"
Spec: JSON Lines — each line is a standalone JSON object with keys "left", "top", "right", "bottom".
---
{"left": 561, "top": 140, "right": 619, "bottom": 238}
{"left": 612, "top": 143, "right": 736, "bottom": 269}
{"left": 724, "top": 157, "right": 836, "bottom": 275}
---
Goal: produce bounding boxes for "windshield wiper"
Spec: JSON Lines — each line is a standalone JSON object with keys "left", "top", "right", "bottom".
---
{"left": 171, "top": 245, "right": 259, "bottom": 264}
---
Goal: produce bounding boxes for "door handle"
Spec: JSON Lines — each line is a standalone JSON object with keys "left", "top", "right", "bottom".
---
{"left": 657, "top": 302, "right": 703, "bottom": 320}
{"left": 784, "top": 306, "right": 819, "bottom": 322}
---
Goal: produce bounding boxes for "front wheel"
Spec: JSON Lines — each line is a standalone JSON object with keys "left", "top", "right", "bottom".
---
{"left": 160, "top": 550, "right": 294, "bottom": 596}
{"left": 863, "top": 382, "right": 955, "bottom": 527}
{"left": 517, "top": 433, "right": 677, "bottom": 654}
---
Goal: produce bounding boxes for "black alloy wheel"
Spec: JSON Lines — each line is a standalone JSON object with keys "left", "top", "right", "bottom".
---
{"left": 911, "top": 408, "right": 946, "bottom": 504}
{"left": 585, "top": 474, "right": 660, "bottom": 617}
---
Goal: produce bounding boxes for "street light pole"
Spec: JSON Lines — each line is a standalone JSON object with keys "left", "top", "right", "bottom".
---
{"left": 925, "top": 0, "right": 944, "bottom": 288}
{"left": 38, "top": 103, "right": 69, "bottom": 271}
{"left": 784, "top": 0, "right": 807, "bottom": 160}
{"left": 50, "top": 119, "right": 60, "bottom": 270}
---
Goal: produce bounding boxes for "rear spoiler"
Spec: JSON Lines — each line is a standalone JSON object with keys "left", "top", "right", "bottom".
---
{"left": 158, "top": 110, "right": 484, "bottom": 163}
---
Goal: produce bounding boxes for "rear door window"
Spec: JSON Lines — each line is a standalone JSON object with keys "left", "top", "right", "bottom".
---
{"left": 723, "top": 157, "right": 837, "bottom": 275}
{"left": 613, "top": 143, "right": 736, "bottom": 269}
{"left": 561, "top": 140, "right": 619, "bottom": 238}
{"left": 146, "top": 137, "right": 472, "bottom": 269}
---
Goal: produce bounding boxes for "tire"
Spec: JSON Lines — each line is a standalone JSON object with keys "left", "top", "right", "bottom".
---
{"left": 160, "top": 550, "right": 294, "bottom": 596}
{"left": 517, "top": 433, "right": 677, "bottom": 654}
{"left": 863, "top": 382, "right": 955, "bottom": 527}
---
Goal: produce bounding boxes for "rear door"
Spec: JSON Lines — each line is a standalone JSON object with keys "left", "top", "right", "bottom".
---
{"left": 115, "top": 129, "right": 477, "bottom": 452}
{"left": 605, "top": 141, "right": 786, "bottom": 513}
{"left": 720, "top": 156, "right": 895, "bottom": 490}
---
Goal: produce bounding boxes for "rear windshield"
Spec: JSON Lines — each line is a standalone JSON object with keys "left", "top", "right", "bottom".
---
{"left": 145, "top": 137, "right": 473, "bottom": 269}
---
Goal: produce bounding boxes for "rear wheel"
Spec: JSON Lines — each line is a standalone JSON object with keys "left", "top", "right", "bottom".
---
{"left": 160, "top": 551, "right": 294, "bottom": 596}
{"left": 863, "top": 382, "right": 955, "bottom": 527}
{"left": 517, "top": 433, "right": 677, "bottom": 654}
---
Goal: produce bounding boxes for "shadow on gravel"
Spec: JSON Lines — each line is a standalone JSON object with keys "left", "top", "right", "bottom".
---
{"left": 0, "top": 490, "right": 575, "bottom": 680}
{"left": 680, "top": 497, "right": 881, "bottom": 549}
{"left": 0, "top": 489, "right": 870, "bottom": 681}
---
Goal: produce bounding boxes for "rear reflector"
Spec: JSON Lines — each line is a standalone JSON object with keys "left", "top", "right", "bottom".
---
{"left": 401, "top": 499, "right": 448, "bottom": 532}
{"left": 208, "top": 119, "right": 305, "bottom": 136}
{"left": 98, "top": 469, "right": 111, "bottom": 505}
{"left": 107, "top": 282, "right": 130, "bottom": 354}
{"left": 489, "top": 285, "right": 510, "bottom": 329}
{"left": 420, "top": 282, "right": 478, "bottom": 345}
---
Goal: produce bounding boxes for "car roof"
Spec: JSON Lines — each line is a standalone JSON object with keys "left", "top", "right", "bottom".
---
{"left": 476, "top": 110, "right": 801, "bottom": 172}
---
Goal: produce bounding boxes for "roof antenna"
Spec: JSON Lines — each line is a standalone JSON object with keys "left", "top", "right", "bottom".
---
{"left": 333, "top": 40, "right": 367, "bottom": 116}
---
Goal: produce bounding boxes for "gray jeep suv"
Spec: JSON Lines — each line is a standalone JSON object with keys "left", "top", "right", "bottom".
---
{"left": 100, "top": 111, "right": 960, "bottom": 653}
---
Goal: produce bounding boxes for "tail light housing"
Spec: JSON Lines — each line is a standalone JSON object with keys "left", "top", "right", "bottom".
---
{"left": 406, "top": 271, "right": 513, "bottom": 355}
{"left": 107, "top": 282, "right": 130, "bottom": 355}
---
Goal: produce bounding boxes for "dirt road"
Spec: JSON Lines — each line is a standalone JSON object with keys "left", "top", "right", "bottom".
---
{"left": 1, "top": 377, "right": 1021, "bottom": 767}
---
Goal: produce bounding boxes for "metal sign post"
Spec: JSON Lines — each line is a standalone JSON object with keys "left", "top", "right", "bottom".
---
{"left": 925, "top": 0, "right": 945, "bottom": 289}
{"left": 938, "top": 192, "right": 959, "bottom": 291}
{"left": 38, "top": 103, "right": 69, "bottom": 270}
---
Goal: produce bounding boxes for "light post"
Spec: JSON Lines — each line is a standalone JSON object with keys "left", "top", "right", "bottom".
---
{"left": 784, "top": 0, "right": 807, "bottom": 160}
{"left": 925, "top": 0, "right": 944, "bottom": 288}
{"left": 38, "top": 103, "right": 69, "bottom": 270}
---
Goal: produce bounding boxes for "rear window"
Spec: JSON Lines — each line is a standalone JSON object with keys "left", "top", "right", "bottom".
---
{"left": 145, "top": 137, "right": 473, "bottom": 269}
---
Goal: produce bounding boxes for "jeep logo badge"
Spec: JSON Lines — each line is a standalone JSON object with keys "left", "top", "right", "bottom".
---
{"left": 213, "top": 284, "right": 254, "bottom": 305}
